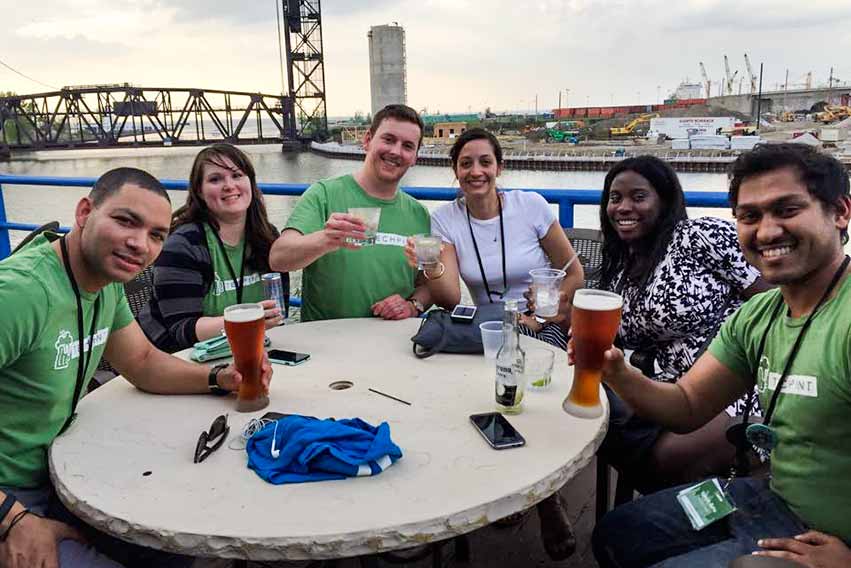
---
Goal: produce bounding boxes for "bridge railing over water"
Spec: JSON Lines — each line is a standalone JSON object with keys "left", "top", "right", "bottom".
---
{"left": 0, "top": 174, "right": 731, "bottom": 260}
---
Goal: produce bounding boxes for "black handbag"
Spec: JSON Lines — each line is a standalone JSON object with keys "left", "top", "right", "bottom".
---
{"left": 410, "top": 303, "right": 504, "bottom": 358}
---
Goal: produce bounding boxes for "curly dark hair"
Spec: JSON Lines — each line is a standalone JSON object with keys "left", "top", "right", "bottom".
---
{"left": 599, "top": 156, "right": 688, "bottom": 290}
{"left": 172, "top": 143, "right": 278, "bottom": 271}
{"left": 729, "top": 142, "right": 850, "bottom": 244}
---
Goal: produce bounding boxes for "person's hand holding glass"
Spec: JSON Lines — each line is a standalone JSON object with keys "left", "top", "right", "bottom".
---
{"left": 321, "top": 212, "right": 368, "bottom": 252}
{"left": 403, "top": 235, "right": 445, "bottom": 279}
{"left": 347, "top": 207, "right": 381, "bottom": 246}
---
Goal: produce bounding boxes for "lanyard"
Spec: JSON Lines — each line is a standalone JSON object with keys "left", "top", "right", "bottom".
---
{"left": 745, "top": 255, "right": 850, "bottom": 427}
{"left": 59, "top": 237, "right": 101, "bottom": 434}
{"left": 210, "top": 224, "right": 247, "bottom": 304}
{"left": 466, "top": 194, "right": 506, "bottom": 303}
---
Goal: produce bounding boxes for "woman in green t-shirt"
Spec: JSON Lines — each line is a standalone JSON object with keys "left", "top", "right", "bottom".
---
{"left": 139, "top": 144, "right": 288, "bottom": 353}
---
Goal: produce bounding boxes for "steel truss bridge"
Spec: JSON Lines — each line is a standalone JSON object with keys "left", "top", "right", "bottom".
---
{"left": 0, "top": 0, "right": 327, "bottom": 154}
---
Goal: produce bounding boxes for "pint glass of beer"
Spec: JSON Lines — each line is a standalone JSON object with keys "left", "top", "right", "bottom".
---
{"left": 563, "top": 289, "right": 622, "bottom": 419}
{"left": 224, "top": 303, "right": 269, "bottom": 413}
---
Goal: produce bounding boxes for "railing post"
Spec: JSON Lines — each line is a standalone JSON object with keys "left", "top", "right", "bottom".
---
{"left": 558, "top": 197, "right": 575, "bottom": 228}
{"left": 0, "top": 182, "right": 10, "bottom": 258}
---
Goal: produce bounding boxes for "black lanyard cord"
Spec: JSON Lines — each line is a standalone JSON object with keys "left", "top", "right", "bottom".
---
{"left": 742, "top": 255, "right": 850, "bottom": 428}
{"left": 466, "top": 193, "right": 506, "bottom": 303}
{"left": 210, "top": 224, "right": 247, "bottom": 304}
{"left": 59, "top": 237, "right": 101, "bottom": 434}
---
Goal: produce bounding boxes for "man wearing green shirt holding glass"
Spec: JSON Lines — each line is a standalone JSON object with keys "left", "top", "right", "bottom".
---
{"left": 0, "top": 168, "right": 272, "bottom": 568}
{"left": 270, "top": 104, "right": 431, "bottom": 321}
{"left": 590, "top": 144, "right": 851, "bottom": 568}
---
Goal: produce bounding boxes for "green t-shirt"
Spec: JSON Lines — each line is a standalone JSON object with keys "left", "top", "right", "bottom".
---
{"left": 285, "top": 174, "right": 430, "bottom": 321}
{"left": 201, "top": 223, "right": 264, "bottom": 316}
{"left": 709, "top": 277, "right": 851, "bottom": 540}
{"left": 0, "top": 235, "right": 134, "bottom": 488}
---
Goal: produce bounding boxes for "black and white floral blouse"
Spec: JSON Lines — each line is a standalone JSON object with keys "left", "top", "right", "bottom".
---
{"left": 607, "top": 217, "right": 759, "bottom": 406}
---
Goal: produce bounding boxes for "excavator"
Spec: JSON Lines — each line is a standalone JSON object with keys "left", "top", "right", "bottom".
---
{"left": 814, "top": 105, "right": 851, "bottom": 124}
{"left": 610, "top": 113, "right": 659, "bottom": 137}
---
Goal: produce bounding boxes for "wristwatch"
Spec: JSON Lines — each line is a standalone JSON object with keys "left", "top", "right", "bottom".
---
{"left": 407, "top": 297, "right": 425, "bottom": 316}
{"left": 208, "top": 363, "right": 230, "bottom": 396}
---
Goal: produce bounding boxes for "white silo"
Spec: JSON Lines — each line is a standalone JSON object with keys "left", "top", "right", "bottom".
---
{"left": 368, "top": 24, "right": 407, "bottom": 116}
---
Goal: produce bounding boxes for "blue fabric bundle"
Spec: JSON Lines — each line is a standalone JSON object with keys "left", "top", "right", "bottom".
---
{"left": 246, "top": 415, "right": 403, "bottom": 484}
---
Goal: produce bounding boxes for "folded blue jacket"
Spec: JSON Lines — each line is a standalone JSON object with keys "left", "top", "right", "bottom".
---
{"left": 246, "top": 415, "right": 403, "bottom": 484}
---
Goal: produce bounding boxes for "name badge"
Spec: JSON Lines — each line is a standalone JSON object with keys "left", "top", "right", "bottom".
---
{"left": 676, "top": 478, "right": 736, "bottom": 530}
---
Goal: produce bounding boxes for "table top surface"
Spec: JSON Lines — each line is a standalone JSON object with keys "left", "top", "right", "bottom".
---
{"left": 50, "top": 318, "right": 607, "bottom": 561}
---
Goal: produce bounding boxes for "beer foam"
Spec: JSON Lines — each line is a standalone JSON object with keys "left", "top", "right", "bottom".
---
{"left": 573, "top": 290, "right": 622, "bottom": 311}
{"left": 224, "top": 303, "right": 264, "bottom": 322}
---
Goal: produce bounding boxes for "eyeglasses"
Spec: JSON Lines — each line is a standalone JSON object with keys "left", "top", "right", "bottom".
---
{"left": 194, "top": 414, "right": 230, "bottom": 464}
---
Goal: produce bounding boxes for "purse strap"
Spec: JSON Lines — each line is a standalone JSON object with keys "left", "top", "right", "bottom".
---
{"left": 412, "top": 313, "right": 449, "bottom": 359}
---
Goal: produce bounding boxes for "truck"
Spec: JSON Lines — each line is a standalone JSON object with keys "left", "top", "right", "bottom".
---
{"left": 647, "top": 117, "right": 735, "bottom": 140}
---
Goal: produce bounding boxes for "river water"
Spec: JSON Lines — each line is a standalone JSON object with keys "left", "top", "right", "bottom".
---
{"left": 1, "top": 144, "right": 732, "bottom": 249}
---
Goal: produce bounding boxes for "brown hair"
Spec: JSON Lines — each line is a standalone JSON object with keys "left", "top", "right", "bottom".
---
{"left": 369, "top": 104, "right": 424, "bottom": 149}
{"left": 172, "top": 143, "right": 278, "bottom": 271}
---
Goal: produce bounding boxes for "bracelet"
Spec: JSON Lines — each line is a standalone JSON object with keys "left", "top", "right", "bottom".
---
{"left": 423, "top": 261, "right": 445, "bottom": 280}
{"left": 0, "top": 509, "right": 30, "bottom": 542}
{"left": 0, "top": 494, "right": 15, "bottom": 527}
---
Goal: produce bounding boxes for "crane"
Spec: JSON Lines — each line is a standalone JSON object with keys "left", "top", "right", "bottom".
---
{"left": 699, "top": 62, "right": 712, "bottom": 98}
{"left": 744, "top": 54, "right": 757, "bottom": 94}
{"left": 723, "top": 55, "right": 738, "bottom": 96}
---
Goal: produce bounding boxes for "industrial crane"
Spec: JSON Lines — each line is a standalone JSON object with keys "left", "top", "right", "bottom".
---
{"left": 723, "top": 55, "right": 738, "bottom": 96}
{"left": 699, "top": 62, "right": 712, "bottom": 98}
{"left": 744, "top": 54, "right": 757, "bottom": 94}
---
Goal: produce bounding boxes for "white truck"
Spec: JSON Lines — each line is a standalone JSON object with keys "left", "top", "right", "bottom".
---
{"left": 647, "top": 117, "right": 735, "bottom": 140}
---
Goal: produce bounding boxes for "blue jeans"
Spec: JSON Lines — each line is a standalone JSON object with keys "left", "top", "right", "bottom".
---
{"left": 592, "top": 477, "right": 808, "bottom": 568}
{"left": 2, "top": 485, "right": 193, "bottom": 568}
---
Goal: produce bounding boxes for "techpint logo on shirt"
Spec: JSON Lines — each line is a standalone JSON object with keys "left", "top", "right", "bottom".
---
{"left": 212, "top": 273, "right": 261, "bottom": 296}
{"left": 374, "top": 233, "right": 408, "bottom": 247}
{"left": 53, "top": 327, "right": 110, "bottom": 370}
{"left": 756, "top": 355, "right": 819, "bottom": 398}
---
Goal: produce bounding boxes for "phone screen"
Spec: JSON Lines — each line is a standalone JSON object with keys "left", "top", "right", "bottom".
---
{"left": 469, "top": 413, "right": 526, "bottom": 449}
{"left": 453, "top": 306, "right": 476, "bottom": 318}
{"left": 267, "top": 349, "right": 310, "bottom": 365}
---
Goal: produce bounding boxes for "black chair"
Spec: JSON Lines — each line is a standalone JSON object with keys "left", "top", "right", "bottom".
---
{"left": 93, "top": 266, "right": 155, "bottom": 386}
{"left": 10, "top": 221, "right": 60, "bottom": 255}
{"left": 563, "top": 227, "right": 603, "bottom": 289}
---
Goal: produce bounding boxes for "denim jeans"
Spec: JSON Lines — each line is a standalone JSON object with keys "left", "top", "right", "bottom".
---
{"left": 592, "top": 477, "right": 808, "bottom": 568}
{"left": 2, "top": 485, "right": 193, "bottom": 568}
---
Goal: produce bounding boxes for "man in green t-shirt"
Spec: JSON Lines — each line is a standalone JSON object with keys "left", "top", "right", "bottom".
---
{"left": 0, "top": 168, "right": 272, "bottom": 568}
{"left": 590, "top": 144, "right": 851, "bottom": 568}
{"left": 270, "top": 104, "right": 431, "bottom": 321}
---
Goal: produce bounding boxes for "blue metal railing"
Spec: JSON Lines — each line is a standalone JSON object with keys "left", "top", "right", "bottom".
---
{"left": 0, "top": 173, "right": 732, "bottom": 261}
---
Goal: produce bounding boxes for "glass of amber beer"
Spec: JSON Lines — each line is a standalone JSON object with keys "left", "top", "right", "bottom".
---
{"left": 224, "top": 303, "right": 269, "bottom": 413}
{"left": 563, "top": 289, "right": 622, "bottom": 419}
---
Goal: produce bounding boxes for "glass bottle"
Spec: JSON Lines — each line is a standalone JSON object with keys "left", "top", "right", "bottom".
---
{"left": 495, "top": 299, "right": 526, "bottom": 413}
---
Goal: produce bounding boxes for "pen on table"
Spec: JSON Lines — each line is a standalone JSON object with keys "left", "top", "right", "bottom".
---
{"left": 368, "top": 388, "right": 412, "bottom": 406}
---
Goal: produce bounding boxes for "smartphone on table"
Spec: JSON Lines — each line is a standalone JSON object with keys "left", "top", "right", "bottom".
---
{"left": 267, "top": 349, "right": 310, "bottom": 366}
{"left": 450, "top": 304, "right": 477, "bottom": 323}
{"left": 469, "top": 412, "right": 526, "bottom": 449}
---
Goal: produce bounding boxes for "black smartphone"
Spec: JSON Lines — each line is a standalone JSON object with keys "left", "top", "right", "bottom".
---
{"left": 450, "top": 304, "right": 477, "bottom": 323}
{"left": 267, "top": 349, "right": 310, "bottom": 366}
{"left": 469, "top": 412, "right": 526, "bottom": 449}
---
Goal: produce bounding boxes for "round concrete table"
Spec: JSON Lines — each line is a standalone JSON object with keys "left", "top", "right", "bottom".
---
{"left": 50, "top": 318, "right": 607, "bottom": 561}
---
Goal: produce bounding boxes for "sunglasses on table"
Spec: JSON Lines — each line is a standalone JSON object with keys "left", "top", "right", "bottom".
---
{"left": 194, "top": 414, "right": 230, "bottom": 464}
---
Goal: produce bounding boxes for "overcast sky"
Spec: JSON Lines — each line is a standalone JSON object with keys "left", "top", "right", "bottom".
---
{"left": 2, "top": 0, "right": 851, "bottom": 117}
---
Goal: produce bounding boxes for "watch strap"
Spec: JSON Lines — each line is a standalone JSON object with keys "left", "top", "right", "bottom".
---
{"left": 0, "top": 494, "right": 16, "bottom": 526}
{"left": 208, "top": 363, "right": 230, "bottom": 396}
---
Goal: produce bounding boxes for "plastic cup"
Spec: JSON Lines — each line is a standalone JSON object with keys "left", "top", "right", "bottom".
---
{"left": 412, "top": 234, "right": 442, "bottom": 268}
{"left": 479, "top": 321, "right": 503, "bottom": 359}
{"left": 530, "top": 268, "right": 566, "bottom": 318}
{"left": 347, "top": 207, "right": 381, "bottom": 246}
{"left": 526, "top": 347, "right": 555, "bottom": 390}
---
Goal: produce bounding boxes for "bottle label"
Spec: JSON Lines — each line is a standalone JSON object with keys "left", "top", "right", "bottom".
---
{"left": 496, "top": 364, "right": 518, "bottom": 406}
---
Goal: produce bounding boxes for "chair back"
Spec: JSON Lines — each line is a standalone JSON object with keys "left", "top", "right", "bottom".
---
{"left": 564, "top": 227, "right": 603, "bottom": 289}
{"left": 124, "top": 265, "right": 154, "bottom": 317}
{"left": 10, "top": 221, "right": 60, "bottom": 255}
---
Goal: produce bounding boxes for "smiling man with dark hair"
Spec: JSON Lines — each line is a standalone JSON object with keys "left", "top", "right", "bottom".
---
{"left": 590, "top": 144, "right": 851, "bottom": 568}
{"left": 0, "top": 168, "right": 271, "bottom": 568}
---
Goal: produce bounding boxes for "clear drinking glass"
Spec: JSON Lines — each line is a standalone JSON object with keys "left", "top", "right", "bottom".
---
{"left": 525, "top": 347, "right": 555, "bottom": 390}
{"left": 529, "top": 268, "right": 566, "bottom": 318}
{"left": 347, "top": 207, "right": 381, "bottom": 246}
{"left": 412, "top": 234, "right": 442, "bottom": 268}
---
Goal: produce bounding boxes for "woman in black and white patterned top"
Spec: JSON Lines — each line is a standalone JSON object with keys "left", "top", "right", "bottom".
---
{"left": 597, "top": 155, "right": 770, "bottom": 490}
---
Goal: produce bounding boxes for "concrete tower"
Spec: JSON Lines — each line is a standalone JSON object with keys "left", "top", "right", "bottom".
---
{"left": 368, "top": 24, "right": 407, "bottom": 116}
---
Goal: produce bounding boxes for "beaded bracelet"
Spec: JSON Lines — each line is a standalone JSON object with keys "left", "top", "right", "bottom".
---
{"left": 0, "top": 509, "right": 30, "bottom": 542}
